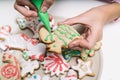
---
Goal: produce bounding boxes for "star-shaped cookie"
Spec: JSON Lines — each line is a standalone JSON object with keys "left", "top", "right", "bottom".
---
{"left": 71, "top": 59, "right": 95, "bottom": 79}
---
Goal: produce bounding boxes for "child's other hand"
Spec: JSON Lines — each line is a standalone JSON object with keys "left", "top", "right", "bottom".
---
{"left": 59, "top": 8, "right": 104, "bottom": 51}
{"left": 14, "top": 0, "right": 54, "bottom": 17}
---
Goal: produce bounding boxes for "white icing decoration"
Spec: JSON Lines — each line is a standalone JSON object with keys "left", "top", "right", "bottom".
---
{"left": 16, "top": 17, "right": 57, "bottom": 38}
{"left": 0, "top": 25, "right": 47, "bottom": 59}
{"left": 50, "top": 19, "right": 57, "bottom": 31}
{"left": 41, "top": 74, "right": 50, "bottom": 80}
{"left": 19, "top": 58, "right": 40, "bottom": 77}
{"left": 25, "top": 74, "right": 41, "bottom": 80}
{"left": 71, "top": 59, "right": 94, "bottom": 79}
{"left": 23, "top": 43, "right": 46, "bottom": 61}
{"left": 16, "top": 17, "right": 42, "bottom": 38}
{"left": 0, "top": 26, "right": 29, "bottom": 50}
{"left": 60, "top": 69, "right": 78, "bottom": 80}
{"left": 42, "top": 53, "right": 70, "bottom": 76}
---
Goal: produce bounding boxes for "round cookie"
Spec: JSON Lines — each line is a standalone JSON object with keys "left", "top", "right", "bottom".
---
{"left": 0, "top": 52, "right": 21, "bottom": 80}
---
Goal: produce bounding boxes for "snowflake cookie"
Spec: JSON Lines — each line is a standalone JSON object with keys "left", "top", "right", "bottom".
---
{"left": 71, "top": 59, "right": 95, "bottom": 79}
{"left": 42, "top": 53, "right": 70, "bottom": 76}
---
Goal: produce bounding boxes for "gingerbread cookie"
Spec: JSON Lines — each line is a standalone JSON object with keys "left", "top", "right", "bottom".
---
{"left": 60, "top": 69, "right": 78, "bottom": 80}
{"left": 39, "top": 24, "right": 80, "bottom": 54}
{"left": 0, "top": 52, "right": 21, "bottom": 80}
{"left": 71, "top": 59, "right": 95, "bottom": 79}
{"left": 17, "top": 17, "right": 57, "bottom": 38}
{"left": 41, "top": 53, "right": 70, "bottom": 76}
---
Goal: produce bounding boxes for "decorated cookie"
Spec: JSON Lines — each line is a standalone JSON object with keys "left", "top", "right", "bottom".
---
{"left": 0, "top": 52, "right": 21, "bottom": 80}
{"left": 16, "top": 17, "right": 57, "bottom": 38}
{"left": 71, "top": 59, "right": 95, "bottom": 79}
{"left": 22, "top": 43, "right": 46, "bottom": 61}
{"left": 25, "top": 74, "right": 41, "bottom": 80}
{"left": 0, "top": 25, "right": 11, "bottom": 40}
{"left": 41, "top": 53, "right": 70, "bottom": 76}
{"left": 39, "top": 24, "right": 81, "bottom": 54}
{"left": 62, "top": 48, "right": 80, "bottom": 61}
{"left": 5, "top": 50, "right": 40, "bottom": 78}
{"left": 60, "top": 69, "right": 78, "bottom": 80}
{"left": 41, "top": 74, "right": 50, "bottom": 80}
{"left": 19, "top": 58, "right": 40, "bottom": 77}
{"left": 93, "top": 41, "right": 102, "bottom": 50}
{"left": 0, "top": 25, "right": 30, "bottom": 51}
{"left": 0, "top": 25, "right": 47, "bottom": 61}
{"left": 80, "top": 41, "right": 102, "bottom": 61}
{"left": 16, "top": 17, "right": 42, "bottom": 38}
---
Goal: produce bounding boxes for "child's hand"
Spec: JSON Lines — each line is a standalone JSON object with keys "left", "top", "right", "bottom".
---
{"left": 59, "top": 8, "right": 104, "bottom": 50}
{"left": 14, "top": 0, "right": 54, "bottom": 17}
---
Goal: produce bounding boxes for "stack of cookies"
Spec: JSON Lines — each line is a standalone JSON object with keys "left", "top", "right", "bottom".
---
{"left": 0, "top": 16, "right": 101, "bottom": 80}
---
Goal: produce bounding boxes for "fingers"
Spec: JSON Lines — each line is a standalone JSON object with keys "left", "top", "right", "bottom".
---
{"left": 14, "top": 0, "right": 37, "bottom": 17}
{"left": 41, "top": 0, "right": 54, "bottom": 12}
{"left": 69, "top": 37, "right": 95, "bottom": 50}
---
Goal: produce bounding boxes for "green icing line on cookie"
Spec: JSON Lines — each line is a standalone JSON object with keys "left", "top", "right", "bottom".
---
{"left": 45, "top": 32, "right": 53, "bottom": 41}
{"left": 84, "top": 49, "right": 94, "bottom": 54}
{"left": 67, "top": 25, "right": 80, "bottom": 36}
{"left": 53, "top": 45, "right": 56, "bottom": 48}
{"left": 82, "top": 56, "right": 87, "bottom": 60}
{"left": 54, "top": 32, "right": 68, "bottom": 46}
{"left": 44, "top": 24, "right": 80, "bottom": 46}
{"left": 22, "top": 51, "right": 29, "bottom": 60}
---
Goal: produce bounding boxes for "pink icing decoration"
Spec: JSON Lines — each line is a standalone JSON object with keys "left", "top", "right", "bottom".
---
{"left": 42, "top": 53, "right": 70, "bottom": 76}
{"left": 20, "top": 33, "right": 29, "bottom": 41}
{"left": 39, "top": 54, "right": 44, "bottom": 61}
{"left": 30, "top": 54, "right": 44, "bottom": 61}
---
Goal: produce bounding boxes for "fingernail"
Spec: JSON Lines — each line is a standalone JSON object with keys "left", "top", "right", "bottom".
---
{"left": 41, "top": 6, "right": 48, "bottom": 12}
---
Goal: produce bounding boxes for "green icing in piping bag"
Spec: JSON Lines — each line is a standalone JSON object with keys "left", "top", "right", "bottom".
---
{"left": 31, "top": 0, "right": 51, "bottom": 32}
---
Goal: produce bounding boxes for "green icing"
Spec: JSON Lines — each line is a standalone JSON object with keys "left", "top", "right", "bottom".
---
{"left": 45, "top": 32, "right": 53, "bottom": 41}
{"left": 54, "top": 32, "right": 68, "bottom": 46}
{"left": 22, "top": 51, "right": 29, "bottom": 60}
{"left": 53, "top": 45, "right": 56, "bottom": 48}
{"left": 84, "top": 49, "right": 94, "bottom": 54}
{"left": 62, "top": 49, "right": 80, "bottom": 60}
{"left": 82, "top": 56, "right": 87, "bottom": 60}
{"left": 44, "top": 24, "right": 80, "bottom": 46}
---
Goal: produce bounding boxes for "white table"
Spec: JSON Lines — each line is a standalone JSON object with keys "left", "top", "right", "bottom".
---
{"left": 1, "top": 0, "right": 120, "bottom": 80}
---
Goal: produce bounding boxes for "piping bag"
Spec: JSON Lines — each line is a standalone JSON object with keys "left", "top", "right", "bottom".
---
{"left": 31, "top": 0, "right": 51, "bottom": 32}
